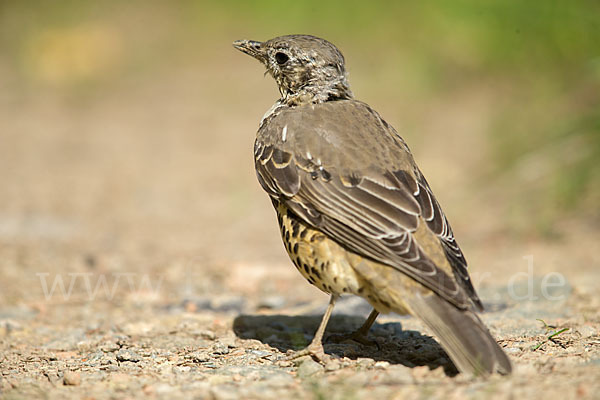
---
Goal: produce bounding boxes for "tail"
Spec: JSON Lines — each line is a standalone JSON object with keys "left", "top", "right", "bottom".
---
{"left": 407, "top": 293, "right": 512, "bottom": 376}
{"left": 350, "top": 258, "right": 511, "bottom": 376}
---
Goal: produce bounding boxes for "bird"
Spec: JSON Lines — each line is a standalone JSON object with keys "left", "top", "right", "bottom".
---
{"left": 233, "top": 34, "right": 512, "bottom": 376}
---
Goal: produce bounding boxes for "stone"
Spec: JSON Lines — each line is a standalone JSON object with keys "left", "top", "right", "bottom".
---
{"left": 63, "top": 371, "right": 81, "bottom": 386}
{"left": 116, "top": 349, "right": 141, "bottom": 362}
{"left": 296, "top": 358, "right": 324, "bottom": 378}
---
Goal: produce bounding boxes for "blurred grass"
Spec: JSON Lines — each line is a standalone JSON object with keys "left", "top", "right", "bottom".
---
{"left": 1, "top": 0, "right": 598, "bottom": 236}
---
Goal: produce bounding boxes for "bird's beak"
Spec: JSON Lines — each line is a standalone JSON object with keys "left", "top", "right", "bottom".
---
{"left": 233, "top": 39, "right": 265, "bottom": 62}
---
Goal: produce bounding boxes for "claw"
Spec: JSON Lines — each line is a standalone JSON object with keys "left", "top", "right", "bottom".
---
{"left": 285, "top": 342, "right": 330, "bottom": 363}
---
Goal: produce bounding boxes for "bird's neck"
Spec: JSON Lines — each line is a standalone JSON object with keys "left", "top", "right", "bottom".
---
{"left": 280, "top": 77, "right": 353, "bottom": 107}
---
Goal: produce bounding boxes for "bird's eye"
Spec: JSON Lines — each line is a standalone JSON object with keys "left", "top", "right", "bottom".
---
{"left": 275, "top": 52, "right": 289, "bottom": 65}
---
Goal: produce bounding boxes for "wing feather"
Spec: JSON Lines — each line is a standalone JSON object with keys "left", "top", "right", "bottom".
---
{"left": 254, "top": 100, "right": 481, "bottom": 309}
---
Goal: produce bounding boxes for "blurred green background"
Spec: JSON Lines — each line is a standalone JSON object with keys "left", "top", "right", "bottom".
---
{"left": 1, "top": 0, "right": 598, "bottom": 247}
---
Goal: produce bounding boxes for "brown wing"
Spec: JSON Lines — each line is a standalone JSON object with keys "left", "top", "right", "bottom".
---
{"left": 255, "top": 99, "right": 481, "bottom": 310}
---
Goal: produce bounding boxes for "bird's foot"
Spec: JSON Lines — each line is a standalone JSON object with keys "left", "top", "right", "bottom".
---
{"left": 327, "top": 330, "right": 380, "bottom": 349}
{"left": 285, "top": 342, "right": 330, "bottom": 363}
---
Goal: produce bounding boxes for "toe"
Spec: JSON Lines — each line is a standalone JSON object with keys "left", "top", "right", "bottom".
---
{"left": 285, "top": 343, "right": 330, "bottom": 363}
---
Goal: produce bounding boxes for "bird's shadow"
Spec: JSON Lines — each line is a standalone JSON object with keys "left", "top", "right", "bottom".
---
{"left": 233, "top": 313, "right": 458, "bottom": 376}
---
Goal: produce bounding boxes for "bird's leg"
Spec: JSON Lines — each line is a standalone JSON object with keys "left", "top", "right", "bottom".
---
{"left": 286, "top": 294, "right": 337, "bottom": 363}
{"left": 327, "top": 309, "right": 380, "bottom": 348}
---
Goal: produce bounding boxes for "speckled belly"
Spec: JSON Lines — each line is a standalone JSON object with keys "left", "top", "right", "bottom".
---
{"left": 273, "top": 200, "right": 412, "bottom": 316}
{"left": 274, "top": 201, "right": 362, "bottom": 296}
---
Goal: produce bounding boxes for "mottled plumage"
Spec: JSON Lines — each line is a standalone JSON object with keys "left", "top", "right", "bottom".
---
{"left": 234, "top": 34, "right": 511, "bottom": 376}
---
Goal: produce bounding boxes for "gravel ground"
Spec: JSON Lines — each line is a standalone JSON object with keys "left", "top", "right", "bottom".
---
{"left": 1, "top": 236, "right": 599, "bottom": 399}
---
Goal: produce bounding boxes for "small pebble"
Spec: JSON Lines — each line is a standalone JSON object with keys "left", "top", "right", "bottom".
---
{"left": 296, "top": 358, "right": 324, "bottom": 378}
{"left": 276, "top": 360, "right": 293, "bottom": 368}
{"left": 100, "top": 341, "right": 120, "bottom": 353}
{"left": 43, "top": 371, "right": 61, "bottom": 385}
{"left": 249, "top": 350, "right": 271, "bottom": 358}
{"left": 356, "top": 357, "right": 375, "bottom": 368}
{"left": 116, "top": 349, "right": 141, "bottom": 362}
{"left": 212, "top": 343, "right": 230, "bottom": 355}
{"left": 63, "top": 371, "right": 81, "bottom": 386}
{"left": 188, "top": 352, "right": 210, "bottom": 363}
{"left": 374, "top": 361, "right": 390, "bottom": 370}
{"left": 324, "top": 360, "right": 341, "bottom": 372}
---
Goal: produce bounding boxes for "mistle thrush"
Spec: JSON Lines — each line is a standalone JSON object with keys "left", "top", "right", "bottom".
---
{"left": 234, "top": 34, "right": 511, "bottom": 376}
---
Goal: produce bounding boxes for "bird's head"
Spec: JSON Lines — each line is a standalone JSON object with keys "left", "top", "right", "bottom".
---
{"left": 233, "top": 35, "right": 353, "bottom": 106}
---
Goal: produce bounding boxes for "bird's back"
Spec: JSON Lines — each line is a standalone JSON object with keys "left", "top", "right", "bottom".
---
{"left": 255, "top": 99, "right": 481, "bottom": 311}
{"left": 258, "top": 99, "right": 415, "bottom": 174}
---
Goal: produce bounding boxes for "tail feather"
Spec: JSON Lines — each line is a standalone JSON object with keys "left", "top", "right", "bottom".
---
{"left": 350, "top": 257, "right": 511, "bottom": 376}
{"left": 407, "top": 293, "right": 512, "bottom": 376}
